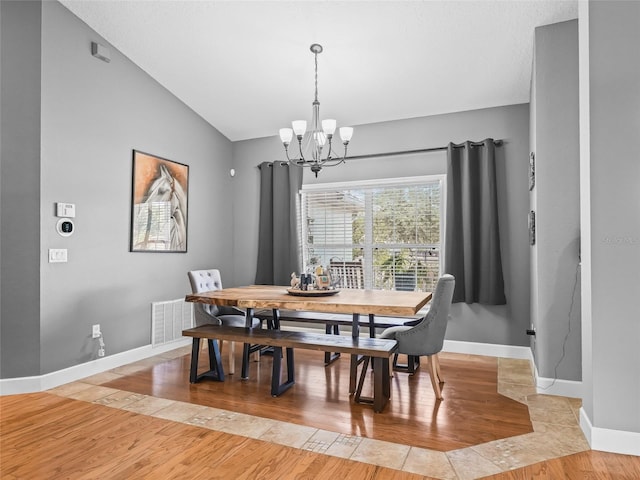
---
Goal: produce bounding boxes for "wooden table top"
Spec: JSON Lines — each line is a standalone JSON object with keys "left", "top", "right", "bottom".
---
{"left": 186, "top": 285, "right": 432, "bottom": 317}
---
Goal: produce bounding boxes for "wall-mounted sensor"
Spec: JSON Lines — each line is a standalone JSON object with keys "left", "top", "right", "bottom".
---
{"left": 56, "top": 218, "right": 74, "bottom": 237}
{"left": 91, "top": 42, "right": 111, "bottom": 63}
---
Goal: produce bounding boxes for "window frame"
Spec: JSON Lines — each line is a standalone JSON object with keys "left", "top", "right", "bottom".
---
{"left": 300, "top": 175, "right": 446, "bottom": 290}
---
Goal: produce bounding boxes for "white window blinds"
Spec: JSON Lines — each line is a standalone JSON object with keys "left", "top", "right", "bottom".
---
{"left": 301, "top": 176, "right": 443, "bottom": 292}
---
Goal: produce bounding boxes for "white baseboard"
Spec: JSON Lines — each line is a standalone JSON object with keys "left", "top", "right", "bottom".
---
{"left": 535, "top": 376, "right": 584, "bottom": 399}
{"left": 580, "top": 408, "right": 640, "bottom": 456}
{"left": 442, "top": 339, "right": 533, "bottom": 359}
{"left": 530, "top": 361, "right": 584, "bottom": 399}
{"left": 0, "top": 339, "right": 191, "bottom": 396}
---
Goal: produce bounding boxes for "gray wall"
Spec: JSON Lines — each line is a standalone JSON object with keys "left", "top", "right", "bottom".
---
{"left": 232, "top": 104, "right": 531, "bottom": 346}
{"left": 0, "top": 0, "right": 42, "bottom": 378}
{"left": 586, "top": 0, "right": 640, "bottom": 434}
{"left": 1, "top": 1, "right": 234, "bottom": 378}
{"left": 530, "top": 20, "right": 581, "bottom": 381}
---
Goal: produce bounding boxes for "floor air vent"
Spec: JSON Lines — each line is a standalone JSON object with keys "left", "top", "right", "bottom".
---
{"left": 151, "top": 298, "right": 194, "bottom": 347}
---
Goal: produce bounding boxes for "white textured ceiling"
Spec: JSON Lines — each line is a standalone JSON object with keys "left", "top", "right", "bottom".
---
{"left": 59, "top": 0, "right": 577, "bottom": 141}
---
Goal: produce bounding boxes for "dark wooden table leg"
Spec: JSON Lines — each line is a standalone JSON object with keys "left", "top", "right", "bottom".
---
{"left": 368, "top": 313, "right": 376, "bottom": 338}
{"left": 350, "top": 313, "right": 361, "bottom": 393}
{"left": 324, "top": 323, "right": 341, "bottom": 365}
{"left": 272, "top": 308, "right": 281, "bottom": 330}
{"left": 261, "top": 308, "right": 280, "bottom": 357}
{"left": 241, "top": 307, "right": 254, "bottom": 379}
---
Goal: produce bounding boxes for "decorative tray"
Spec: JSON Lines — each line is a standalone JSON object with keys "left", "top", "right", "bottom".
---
{"left": 286, "top": 288, "right": 340, "bottom": 297}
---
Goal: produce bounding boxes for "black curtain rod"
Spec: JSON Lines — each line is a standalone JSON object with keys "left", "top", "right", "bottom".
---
{"left": 344, "top": 139, "right": 503, "bottom": 162}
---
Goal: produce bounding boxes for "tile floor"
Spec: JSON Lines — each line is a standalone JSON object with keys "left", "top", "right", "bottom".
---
{"left": 48, "top": 347, "right": 590, "bottom": 480}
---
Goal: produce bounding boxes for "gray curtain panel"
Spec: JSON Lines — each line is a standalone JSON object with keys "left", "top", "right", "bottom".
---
{"left": 444, "top": 140, "right": 506, "bottom": 305}
{"left": 255, "top": 162, "right": 303, "bottom": 285}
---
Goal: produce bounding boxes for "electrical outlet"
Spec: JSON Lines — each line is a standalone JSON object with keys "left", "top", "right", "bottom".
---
{"left": 92, "top": 324, "right": 101, "bottom": 338}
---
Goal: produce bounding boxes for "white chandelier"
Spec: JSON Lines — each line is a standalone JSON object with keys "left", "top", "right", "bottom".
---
{"left": 279, "top": 44, "right": 353, "bottom": 177}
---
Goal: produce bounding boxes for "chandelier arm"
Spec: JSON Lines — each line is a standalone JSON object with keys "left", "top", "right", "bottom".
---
{"left": 283, "top": 144, "right": 295, "bottom": 163}
{"left": 297, "top": 136, "right": 306, "bottom": 162}
{"left": 323, "top": 137, "right": 334, "bottom": 164}
{"left": 317, "top": 154, "right": 346, "bottom": 168}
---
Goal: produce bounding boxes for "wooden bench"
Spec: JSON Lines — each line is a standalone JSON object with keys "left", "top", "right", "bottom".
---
{"left": 253, "top": 308, "right": 423, "bottom": 364}
{"left": 182, "top": 324, "right": 398, "bottom": 413}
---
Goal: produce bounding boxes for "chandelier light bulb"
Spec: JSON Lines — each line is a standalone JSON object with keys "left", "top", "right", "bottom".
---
{"left": 339, "top": 126, "right": 354, "bottom": 143}
{"left": 321, "top": 119, "right": 337, "bottom": 136}
{"left": 279, "top": 128, "right": 293, "bottom": 146}
{"left": 292, "top": 120, "right": 307, "bottom": 137}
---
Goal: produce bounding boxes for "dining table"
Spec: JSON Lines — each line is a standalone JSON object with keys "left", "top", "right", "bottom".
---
{"left": 185, "top": 285, "right": 432, "bottom": 386}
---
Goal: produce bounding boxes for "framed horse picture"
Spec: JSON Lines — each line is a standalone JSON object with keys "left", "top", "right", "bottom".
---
{"left": 130, "top": 150, "right": 189, "bottom": 252}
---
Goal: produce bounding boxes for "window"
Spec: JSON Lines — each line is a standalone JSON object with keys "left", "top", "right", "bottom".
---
{"left": 301, "top": 176, "right": 444, "bottom": 292}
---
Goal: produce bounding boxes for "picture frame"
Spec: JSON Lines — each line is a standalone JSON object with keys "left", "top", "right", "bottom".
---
{"left": 529, "top": 152, "right": 535, "bottom": 191}
{"left": 130, "top": 150, "right": 189, "bottom": 252}
{"left": 529, "top": 210, "right": 536, "bottom": 246}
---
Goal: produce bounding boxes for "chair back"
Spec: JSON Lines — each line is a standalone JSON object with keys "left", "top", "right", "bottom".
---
{"left": 187, "top": 269, "right": 223, "bottom": 325}
{"left": 395, "top": 274, "right": 455, "bottom": 356}
{"left": 329, "top": 260, "right": 364, "bottom": 289}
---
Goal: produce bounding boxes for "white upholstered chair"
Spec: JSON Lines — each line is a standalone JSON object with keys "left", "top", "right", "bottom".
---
{"left": 187, "top": 269, "right": 261, "bottom": 375}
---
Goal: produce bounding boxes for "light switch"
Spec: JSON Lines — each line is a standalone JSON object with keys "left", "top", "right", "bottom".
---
{"left": 56, "top": 203, "right": 75, "bottom": 218}
{"left": 49, "top": 248, "right": 68, "bottom": 263}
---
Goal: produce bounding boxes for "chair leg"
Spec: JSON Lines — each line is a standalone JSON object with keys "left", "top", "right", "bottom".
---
{"left": 427, "top": 355, "right": 443, "bottom": 399}
{"left": 433, "top": 354, "right": 443, "bottom": 384}
{"left": 228, "top": 342, "right": 235, "bottom": 375}
{"left": 389, "top": 354, "right": 395, "bottom": 378}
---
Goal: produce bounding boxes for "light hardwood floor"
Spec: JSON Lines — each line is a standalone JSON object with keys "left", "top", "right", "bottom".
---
{"left": 1, "top": 345, "right": 639, "bottom": 479}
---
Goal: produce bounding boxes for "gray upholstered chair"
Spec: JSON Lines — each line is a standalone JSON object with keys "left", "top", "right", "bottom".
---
{"left": 379, "top": 274, "right": 455, "bottom": 399}
{"left": 187, "top": 269, "right": 261, "bottom": 374}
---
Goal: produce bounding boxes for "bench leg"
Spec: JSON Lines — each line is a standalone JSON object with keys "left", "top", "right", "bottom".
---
{"left": 349, "top": 355, "right": 358, "bottom": 393}
{"left": 189, "top": 338, "right": 224, "bottom": 383}
{"left": 271, "top": 346, "right": 295, "bottom": 396}
{"left": 354, "top": 356, "right": 370, "bottom": 402}
{"left": 189, "top": 338, "right": 200, "bottom": 383}
{"left": 324, "top": 323, "right": 341, "bottom": 365}
{"left": 349, "top": 353, "right": 367, "bottom": 393}
{"left": 354, "top": 356, "right": 391, "bottom": 413}
{"left": 374, "top": 357, "right": 391, "bottom": 412}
